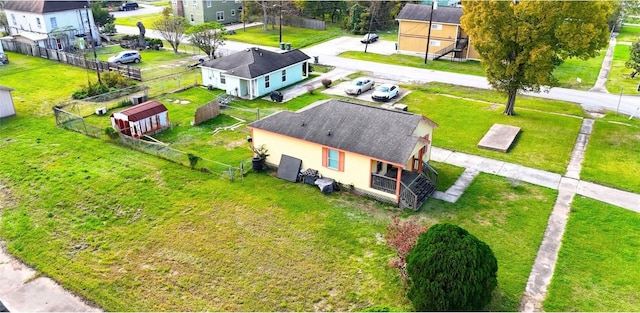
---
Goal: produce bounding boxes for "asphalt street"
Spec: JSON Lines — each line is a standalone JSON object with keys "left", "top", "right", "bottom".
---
{"left": 114, "top": 23, "right": 640, "bottom": 117}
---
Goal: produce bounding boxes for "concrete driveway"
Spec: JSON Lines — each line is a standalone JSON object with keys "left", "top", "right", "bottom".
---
{"left": 323, "top": 79, "right": 410, "bottom": 105}
{"left": 303, "top": 36, "right": 396, "bottom": 61}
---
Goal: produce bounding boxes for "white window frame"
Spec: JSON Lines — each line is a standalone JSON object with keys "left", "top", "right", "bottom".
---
{"left": 50, "top": 17, "right": 57, "bottom": 29}
{"left": 231, "top": 9, "right": 236, "bottom": 16}
{"left": 430, "top": 40, "right": 441, "bottom": 47}
{"left": 11, "top": 14, "right": 16, "bottom": 25}
{"left": 281, "top": 69, "right": 286, "bottom": 82}
{"left": 207, "top": 0, "right": 212, "bottom": 8}
{"left": 431, "top": 23, "right": 442, "bottom": 30}
{"left": 265, "top": 75, "right": 270, "bottom": 88}
{"left": 216, "top": 11, "right": 224, "bottom": 21}
{"left": 36, "top": 17, "right": 41, "bottom": 28}
{"left": 220, "top": 75, "right": 226, "bottom": 84}
{"left": 190, "top": 13, "right": 195, "bottom": 22}
{"left": 193, "top": 0, "right": 197, "bottom": 7}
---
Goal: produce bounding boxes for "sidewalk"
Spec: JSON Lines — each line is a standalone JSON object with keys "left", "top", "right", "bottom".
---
{"left": 0, "top": 242, "right": 101, "bottom": 312}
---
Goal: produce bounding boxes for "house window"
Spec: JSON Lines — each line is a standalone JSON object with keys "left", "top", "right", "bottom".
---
{"left": 11, "top": 14, "right": 16, "bottom": 25}
{"left": 431, "top": 23, "right": 442, "bottom": 30}
{"left": 322, "top": 147, "right": 344, "bottom": 171}
{"left": 281, "top": 69, "right": 286, "bottom": 82}
{"left": 231, "top": 9, "right": 236, "bottom": 16}
{"left": 207, "top": 0, "right": 212, "bottom": 7}
{"left": 193, "top": 0, "right": 197, "bottom": 7}
{"left": 190, "top": 14, "right": 195, "bottom": 22}
{"left": 430, "top": 40, "right": 441, "bottom": 47}
{"left": 216, "top": 11, "right": 224, "bottom": 21}
{"left": 50, "top": 17, "right": 57, "bottom": 29}
{"left": 265, "top": 75, "right": 270, "bottom": 88}
{"left": 36, "top": 18, "right": 41, "bottom": 28}
{"left": 220, "top": 75, "right": 226, "bottom": 84}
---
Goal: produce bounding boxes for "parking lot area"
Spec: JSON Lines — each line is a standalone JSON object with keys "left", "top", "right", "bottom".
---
{"left": 322, "top": 78, "right": 410, "bottom": 105}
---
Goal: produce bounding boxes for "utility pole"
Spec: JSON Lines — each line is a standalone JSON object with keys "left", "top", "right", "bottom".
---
{"left": 424, "top": 1, "right": 434, "bottom": 64}
{"left": 85, "top": 6, "right": 101, "bottom": 85}
{"left": 279, "top": 0, "right": 283, "bottom": 44}
{"left": 364, "top": 2, "right": 376, "bottom": 53}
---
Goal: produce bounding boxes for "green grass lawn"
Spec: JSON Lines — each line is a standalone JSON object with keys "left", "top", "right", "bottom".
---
{"left": 429, "top": 161, "right": 465, "bottom": 192}
{"left": 552, "top": 50, "right": 606, "bottom": 91}
{"left": 580, "top": 119, "right": 640, "bottom": 193}
{"left": 227, "top": 24, "right": 345, "bottom": 49}
{"left": 605, "top": 44, "right": 640, "bottom": 95}
{"left": 403, "top": 84, "right": 583, "bottom": 174}
{"left": 0, "top": 51, "right": 638, "bottom": 312}
{"left": 616, "top": 24, "right": 640, "bottom": 43}
{"left": 544, "top": 196, "right": 640, "bottom": 311}
{"left": 339, "top": 51, "right": 487, "bottom": 77}
{"left": 115, "top": 13, "right": 162, "bottom": 28}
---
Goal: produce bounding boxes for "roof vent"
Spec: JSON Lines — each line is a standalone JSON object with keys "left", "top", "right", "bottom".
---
{"left": 327, "top": 129, "right": 331, "bottom": 136}
{"left": 259, "top": 53, "right": 263, "bottom": 56}
{"left": 246, "top": 48, "right": 250, "bottom": 52}
{"left": 254, "top": 47, "right": 259, "bottom": 51}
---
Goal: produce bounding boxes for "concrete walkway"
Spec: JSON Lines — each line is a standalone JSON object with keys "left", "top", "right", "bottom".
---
{"left": 0, "top": 243, "right": 100, "bottom": 312}
{"left": 589, "top": 33, "right": 617, "bottom": 93}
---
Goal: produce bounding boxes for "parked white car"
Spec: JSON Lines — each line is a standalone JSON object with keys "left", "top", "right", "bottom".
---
{"left": 344, "top": 77, "right": 375, "bottom": 95}
{"left": 371, "top": 84, "right": 399, "bottom": 101}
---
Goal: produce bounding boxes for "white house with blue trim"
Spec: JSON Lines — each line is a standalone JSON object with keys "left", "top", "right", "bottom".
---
{"left": 200, "top": 47, "right": 310, "bottom": 100}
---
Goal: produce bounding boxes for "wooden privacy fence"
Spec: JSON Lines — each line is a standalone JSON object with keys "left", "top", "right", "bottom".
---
{"left": 194, "top": 100, "right": 221, "bottom": 125}
{"left": 1, "top": 40, "right": 142, "bottom": 81}
{"left": 270, "top": 16, "right": 325, "bottom": 31}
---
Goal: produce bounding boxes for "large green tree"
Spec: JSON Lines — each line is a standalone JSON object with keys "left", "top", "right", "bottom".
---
{"left": 187, "top": 22, "right": 227, "bottom": 60}
{"left": 461, "top": 0, "right": 613, "bottom": 115}
{"left": 406, "top": 223, "right": 498, "bottom": 311}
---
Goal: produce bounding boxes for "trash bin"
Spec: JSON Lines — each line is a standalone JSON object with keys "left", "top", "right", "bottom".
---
{"left": 270, "top": 91, "right": 283, "bottom": 102}
{"left": 279, "top": 42, "right": 285, "bottom": 50}
{"left": 285, "top": 43, "right": 291, "bottom": 50}
{"left": 313, "top": 56, "right": 319, "bottom": 64}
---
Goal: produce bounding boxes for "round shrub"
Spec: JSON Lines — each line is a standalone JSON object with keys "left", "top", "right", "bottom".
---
{"left": 406, "top": 223, "right": 498, "bottom": 311}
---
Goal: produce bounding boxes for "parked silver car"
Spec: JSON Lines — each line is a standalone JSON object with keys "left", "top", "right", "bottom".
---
{"left": 344, "top": 77, "right": 375, "bottom": 95}
{"left": 371, "top": 84, "right": 399, "bottom": 101}
{"left": 108, "top": 50, "right": 141, "bottom": 64}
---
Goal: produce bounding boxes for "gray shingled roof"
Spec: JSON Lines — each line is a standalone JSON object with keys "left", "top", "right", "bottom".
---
{"left": 397, "top": 3, "right": 462, "bottom": 24}
{"left": 3, "top": 1, "right": 90, "bottom": 13}
{"left": 248, "top": 100, "right": 436, "bottom": 165}
{"left": 200, "top": 47, "right": 310, "bottom": 79}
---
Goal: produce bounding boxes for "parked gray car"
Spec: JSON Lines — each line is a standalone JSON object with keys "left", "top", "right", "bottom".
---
{"left": 108, "top": 50, "right": 141, "bottom": 64}
{"left": 344, "top": 77, "right": 374, "bottom": 95}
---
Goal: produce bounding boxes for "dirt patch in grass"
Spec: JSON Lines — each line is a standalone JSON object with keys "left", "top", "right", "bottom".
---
{"left": 0, "top": 182, "right": 16, "bottom": 210}
{"left": 224, "top": 138, "right": 248, "bottom": 150}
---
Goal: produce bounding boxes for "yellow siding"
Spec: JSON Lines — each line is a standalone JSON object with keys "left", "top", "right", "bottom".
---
{"left": 252, "top": 129, "right": 396, "bottom": 202}
{"left": 399, "top": 20, "right": 460, "bottom": 54}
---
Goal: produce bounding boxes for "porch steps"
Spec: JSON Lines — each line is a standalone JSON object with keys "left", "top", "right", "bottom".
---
{"left": 401, "top": 173, "right": 437, "bottom": 210}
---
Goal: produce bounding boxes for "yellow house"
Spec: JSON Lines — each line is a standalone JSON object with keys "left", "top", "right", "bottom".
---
{"left": 397, "top": 3, "right": 479, "bottom": 61}
{"left": 247, "top": 99, "right": 439, "bottom": 210}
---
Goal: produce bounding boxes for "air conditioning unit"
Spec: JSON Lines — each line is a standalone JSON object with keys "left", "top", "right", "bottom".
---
{"left": 95, "top": 107, "right": 107, "bottom": 115}
{"left": 131, "top": 94, "right": 148, "bottom": 105}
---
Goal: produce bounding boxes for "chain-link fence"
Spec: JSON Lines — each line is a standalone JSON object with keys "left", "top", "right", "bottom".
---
{"left": 118, "top": 135, "right": 246, "bottom": 181}
{"left": 53, "top": 106, "right": 102, "bottom": 138}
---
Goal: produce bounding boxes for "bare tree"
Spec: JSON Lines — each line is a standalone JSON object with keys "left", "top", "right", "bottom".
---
{"left": 152, "top": 8, "right": 189, "bottom": 53}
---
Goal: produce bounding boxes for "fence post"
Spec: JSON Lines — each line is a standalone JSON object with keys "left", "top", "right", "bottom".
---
{"left": 229, "top": 167, "right": 234, "bottom": 182}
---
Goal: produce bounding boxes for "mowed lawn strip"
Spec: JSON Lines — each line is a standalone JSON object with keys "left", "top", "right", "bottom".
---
{"left": 544, "top": 196, "right": 640, "bottom": 311}
{"left": 581, "top": 120, "right": 640, "bottom": 193}
{"left": 403, "top": 86, "right": 583, "bottom": 174}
